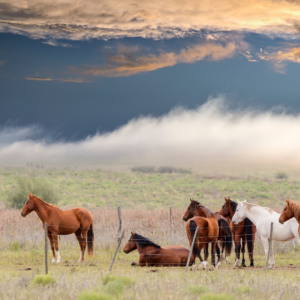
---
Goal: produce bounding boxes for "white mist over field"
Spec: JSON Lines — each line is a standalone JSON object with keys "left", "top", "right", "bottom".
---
{"left": 1, "top": 96, "right": 300, "bottom": 169}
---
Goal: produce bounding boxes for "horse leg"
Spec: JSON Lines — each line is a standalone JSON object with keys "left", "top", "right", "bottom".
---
{"left": 215, "top": 242, "right": 221, "bottom": 268}
{"left": 261, "top": 236, "right": 272, "bottom": 269}
{"left": 233, "top": 236, "right": 241, "bottom": 268}
{"left": 75, "top": 228, "right": 84, "bottom": 262}
{"left": 241, "top": 235, "right": 246, "bottom": 267}
{"left": 52, "top": 233, "right": 61, "bottom": 263}
{"left": 48, "top": 233, "right": 56, "bottom": 263}
{"left": 80, "top": 228, "right": 88, "bottom": 261}
{"left": 211, "top": 241, "right": 217, "bottom": 270}
{"left": 201, "top": 243, "right": 209, "bottom": 270}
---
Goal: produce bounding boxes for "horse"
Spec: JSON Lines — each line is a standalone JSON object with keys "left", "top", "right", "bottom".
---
{"left": 21, "top": 194, "right": 94, "bottom": 263}
{"left": 123, "top": 232, "right": 192, "bottom": 267}
{"left": 219, "top": 197, "right": 256, "bottom": 267}
{"left": 185, "top": 202, "right": 219, "bottom": 270}
{"left": 183, "top": 199, "right": 232, "bottom": 264}
{"left": 232, "top": 200, "right": 300, "bottom": 269}
{"left": 279, "top": 200, "right": 300, "bottom": 236}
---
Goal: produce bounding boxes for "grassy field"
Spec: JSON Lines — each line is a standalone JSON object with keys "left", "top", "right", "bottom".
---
{"left": 1, "top": 167, "right": 300, "bottom": 299}
{"left": 0, "top": 167, "right": 299, "bottom": 209}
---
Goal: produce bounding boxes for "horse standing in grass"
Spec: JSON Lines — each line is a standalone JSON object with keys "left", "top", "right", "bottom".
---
{"left": 232, "top": 200, "right": 300, "bottom": 269}
{"left": 279, "top": 200, "right": 300, "bottom": 235}
{"left": 183, "top": 199, "right": 232, "bottom": 264}
{"left": 219, "top": 197, "right": 256, "bottom": 267}
{"left": 185, "top": 203, "right": 219, "bottom": 270}
{"left": 21, "top": 194, "right": 94, "bottom": 263}
{"left": 123, "top": 232, "right": 192, "bottom": 267}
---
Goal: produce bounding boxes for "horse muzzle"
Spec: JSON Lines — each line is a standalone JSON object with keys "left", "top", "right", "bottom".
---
{"left": 279, "top": 219, "right": 283, "bottom": 224}
{"left": 21, "top": 212, "right": 26, "bottom": 217}
{"left": 124, "top": 250, "right": 128, "bottom": 254}
{"left": 183, "top": 217, "right": 187, "bottom": 222}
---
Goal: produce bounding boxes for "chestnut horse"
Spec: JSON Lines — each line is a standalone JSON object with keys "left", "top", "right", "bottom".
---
{"left": 279, "top": 199, "right": 300, "bottom": 236}
{"left": 219, "top": 197, "right": 256, "bottom": 267}
{"left": 185, "top": 202, "right": 219, "bottom": 270}
{"left": 183, "top": 199, "right": 232, "bottom": 263}
{"left": 123, "top": 232, "right": 192, "bottom": 266}
{"left": 21, "top": 194, "right": 94, "bottom": 263}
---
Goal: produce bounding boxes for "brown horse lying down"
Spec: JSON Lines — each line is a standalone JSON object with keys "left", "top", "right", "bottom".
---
{"left": 123, "top": 232, "right": 192, "bottom": 267}
{"left": 21, "top": 194, "right": 94, "bottom": 263}
{"left": 279, "top": 200, "right": 300, "bottom": 235}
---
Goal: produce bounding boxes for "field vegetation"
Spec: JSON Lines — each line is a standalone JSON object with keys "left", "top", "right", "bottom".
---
{"left": 1, "top": 167, "right": 300, "bottom": 299}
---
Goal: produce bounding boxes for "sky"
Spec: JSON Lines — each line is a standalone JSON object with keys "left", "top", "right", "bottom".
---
{"left": 1, "top": 0, "right": 300, "bottom": 168}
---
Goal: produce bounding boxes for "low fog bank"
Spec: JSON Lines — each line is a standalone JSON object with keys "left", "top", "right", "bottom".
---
{"left": 1, "top": 96, "right": 300, "bottom": 171}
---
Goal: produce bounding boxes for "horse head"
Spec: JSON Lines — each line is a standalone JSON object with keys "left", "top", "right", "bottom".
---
{"left": 232, "top": 200, "right": 247, "bottom": 224}
{"left": 219, "top": 197, "right": 231, "bottom": 218}
{"left": 183, "top": 199, "right": 197, "bottom": 221}
{"left": 123, "top": 232, "right": 138, "bottom": 254}
{"left": 279, "top": 199, "right": 294, "bottom": 224}
{"left": 21, "top": 194, "right": 36, "bottom": 217}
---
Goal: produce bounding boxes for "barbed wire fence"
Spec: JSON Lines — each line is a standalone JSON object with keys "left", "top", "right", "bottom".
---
{"left": 0, "top": 207, "right": 299, "bottom": 273}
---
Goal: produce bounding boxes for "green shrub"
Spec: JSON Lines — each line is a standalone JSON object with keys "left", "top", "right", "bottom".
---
{"left": 236, "top": 285, "right": 251, "bottom": 294}
{"left": 201, "top": 293, "right": 235, "bottom": 300}
{"left": 76, "top": 292, "right": 114, "bottom": 300}
{"left": 102, "top": 275, "right": 133, "bottom": 296}
{"left": 9, "top": 241, "right": 21, "bottom": 251}
{"left": 131, "top": 166, "right": 155, "bottom": 173}
{"left": 30, "top": 275, "right": 56, "bottom": 286}
{"left": 6, "top": 177, "right": 58, "bottom": 209}
{"left": 187, "top": 285, "right": 210, "bottom": 295}
{"left": 275, "top": 172, "right": 288, "bottom": 180}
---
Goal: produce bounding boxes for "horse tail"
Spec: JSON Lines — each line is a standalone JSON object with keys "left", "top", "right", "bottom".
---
{"left": 218, "top": 218, "right": 232, "bottom": 256}
{"left": 87, "top": 223, "right": 94, "bottom": 258}
{"left": 189, "top": 220, "right": 200, "bottom": 262}
{"left": 245, "top": 218, "right": 254, "bottom": 257}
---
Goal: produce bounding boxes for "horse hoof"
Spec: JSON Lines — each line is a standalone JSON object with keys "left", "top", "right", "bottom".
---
{"left": 241, "top": 264, "right": 246, "bottom": 267}
{"left": 131, "top": 262, "right": 137, "bottom": 266}
{"left": 51, "top": 259, "right": 56, "bottom": 263}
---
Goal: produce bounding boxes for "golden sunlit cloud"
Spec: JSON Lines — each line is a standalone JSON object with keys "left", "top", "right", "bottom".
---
{"left": 25, "top": 76, "right": 52, "bottom": 81}
{"left": 1, "top": 0, "right": 300, "bottom": 40}
{"left": 74, "top": 41, "right": 247, "bottom": 77}
{"left": 258, "top": 45, "right": 300, "bottom": 73}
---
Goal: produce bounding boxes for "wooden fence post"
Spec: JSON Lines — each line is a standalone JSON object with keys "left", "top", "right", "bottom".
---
{"left": 117, "top": 207, "right": 122, "bottom": 242}
{"left": 170, "top": 207, "right": 173, "bottom": 245}
{"left": 109, "top": 230, "right": 125, "bottom": 271}
{"left": 45, "top": 223, "right": 48, "bottom": 275}
{"left": 265, "top": 222, "right": 273, "bottom": 270}
{"left": 185, "top": 226, "right": 199, "bottom": 272}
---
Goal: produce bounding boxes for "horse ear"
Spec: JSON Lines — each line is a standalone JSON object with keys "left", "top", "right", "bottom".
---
{"left": 243, "top": 200, "right": 247, "bottom": 202}
{"left": 286, "top": 199, "right": 290, "bottom": 205}
{"left": 225, "top": 197, "right": 229, "bottom": 202}
{"left": 190, "top": 199, "right": 195, "bottom": 203}
{"left": 28, "top": 193, "right": 32, "bottom": 197}
{"left": 131, "top": 231, "right": 135, "bottom": 236}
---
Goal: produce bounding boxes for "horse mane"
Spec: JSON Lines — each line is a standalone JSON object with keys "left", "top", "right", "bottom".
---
{"left": 132, "top": 233, "right": 161, "bottom": 248}
{"left": 193, "top": 200, "right": 213, "bottom": 217}
{"left": 242, "top": 201, "right": 274, "bottom": 214}
{"left": 31, "top": 195, "right": 57, "bottom": 207}
{"left": 228, "top": 199, "right": 237, "bottom": 212}
{"left": 289, "top": 201, "right": 300, "bottom": 219}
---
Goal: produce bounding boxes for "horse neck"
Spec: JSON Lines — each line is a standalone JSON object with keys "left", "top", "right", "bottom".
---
{"left": 33, "top": 198, "right": 54, "bottom": 223}
{"left": 291, "top": 202, "right": 300, "bottom": 221}
{"left": 241, "top": 205, "right": 269, "bottom": 226}
{"left": 136, "top": 243, "right": 156, "bottom": 254}
{"left": 195, "top": 207, "right": 208, "bottom": 218}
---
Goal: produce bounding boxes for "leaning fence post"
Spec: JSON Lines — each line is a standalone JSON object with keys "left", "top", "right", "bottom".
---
{"left": 265, "top": 222, "right": 273, "bottom": 270}
{"left": 45, "top": 223, "right": 48, "bottom": 275}
{"left": 185, "top": 226, "right": 199, "bottom": 272}
{"left": 170, "top": 207, "right": 173, "bottom": 245}
{"left": 109, "top": 230, "right": 125, "bottom": 272}
{"left": 117, "top": 207, "right": 122, "bottom": 242}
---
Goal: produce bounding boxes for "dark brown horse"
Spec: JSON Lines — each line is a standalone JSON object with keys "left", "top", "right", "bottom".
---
{"left": 21, "top": 194, "right": 94, "bottom": 263}
{"left": 185, "top": 202, "right": 219, "bottom": 270}
{"left": 219, "top": 197, "right": 256, "bottom": 267}
{"left": 123, "top": 232, "right": 192, "bottom": 266}
{"left": 183, "top": 199, "right": 232, "bottom": 263}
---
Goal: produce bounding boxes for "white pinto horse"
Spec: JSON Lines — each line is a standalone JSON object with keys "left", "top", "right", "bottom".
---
{"left": 232, "top": 200, "right": 300, "bottom": 269}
